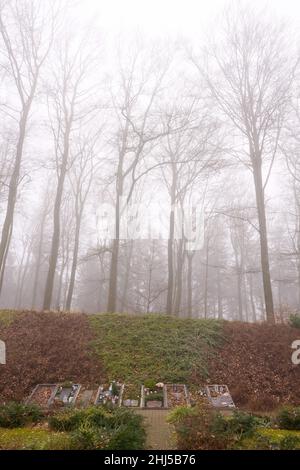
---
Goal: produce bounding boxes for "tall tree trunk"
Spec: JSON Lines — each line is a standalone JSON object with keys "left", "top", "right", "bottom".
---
{"left": 166, "top": 208, "right": 175, "bottom": 315}
{"left": 16, "top": 245, "right": 32, "bottom": 309}
{"left": 174, "top": 239, "right": 184, "bottom": 316}
{"left": 43, "top": 125, "right": 70, "bottom": 310}
{"left": 0, "top": 223, "right": 13, "bottom": 294}
{"left": 237, "top": 271, "right": 243, "bottom": 321}
{"left": 252, "top": 157, "right": 275, "bottom": 323}
{"left": 14, "top": 246, "right": 27, "bottom": 309}
{"left": 248, "top": 273, "right": 257, "bottom": 323}
{"left": 0, "top": 110, "right": 29, "bottom": 293}
{"left": 187, "top": 253, "right": 194, "bottom": 318}
{"left": 31, "top": 217, "right": 46, "bottom": 309}
{"left": 65, "top": 214, "right": 82, "bottom": 311}
{"left": 107, "top": 193, "right": 121, "bottom": 313}
{"left": 166, "top": 173, "right": 176, "bottom": 315}
{"left": 120, "top": 241, "right": 133, "bottom": 313}
{"left": 204, "top": 236, "right": 210, "bottom": 319}
{"left": 217, "top": 267, "right": 223, "bottom": 320}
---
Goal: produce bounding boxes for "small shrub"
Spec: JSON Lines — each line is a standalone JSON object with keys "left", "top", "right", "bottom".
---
{"left": 170, "top": 405, "right": 270, "bottom": 450}
{"left": 277, "top": 407, "right": 300, "bottom": 430}
{"left": 167, "top": 406, "right": 196, "bottom": 424}
{"left": 289, "top": 314, "right": 300, "bottom": 329}
{"left": 144, "top": 393, "right": 164, "bottom": 403}
{"left": 85, "top": 407, "right": 115, "bottom": 429}
{"left": 144, "top": 379, "right": 157, "bottom": 391}
{"left": 280, "top": 435, "right": 300, "bottom": 450}
{"left": 107, "top": 422, "right": 146, "bottom": 450}
{"left": 240, "top": 428, "right": 300, "bottom": 450}
{"left": 60, "top": 381, "right": 73, "bottom": 388}
{"left": 0, "top": 402, "right": 43, "bottom": 428}
{"left": 226, "top": 411, "right": 268, "bottom": 436}
{"left": 70, "top": 422, "right": 110, "bottom": 450}
{"left": 49, "top": 408, "right": 86, "bottom": 432}
{"left": 170, "top": 405, "right": 233, "bottom": 450}
{"left": 49, "top": 406, "right": 146, "bottom": 450}
{"left": 111, "top": 382, "right": 120, "bottom": 397}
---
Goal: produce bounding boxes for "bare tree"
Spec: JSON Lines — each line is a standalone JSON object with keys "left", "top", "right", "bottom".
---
{"left": 43, "top": 26, "right": 98, "bottom": 310}
{"left": 106, "top": 41, "right": 170, "bottom": 313}
{"left": 65, "top": 132, "right": 100, "bottom": 311}
{"left": 191, "top": 6, "right": 298, "bottom": 322}
{"left": 0, "top": 0, "right": 56, "bottom": 292}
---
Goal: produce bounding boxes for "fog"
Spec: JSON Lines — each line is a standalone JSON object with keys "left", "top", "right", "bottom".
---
{"left": 0, "top": 0, "right": 300, "bottom": 323}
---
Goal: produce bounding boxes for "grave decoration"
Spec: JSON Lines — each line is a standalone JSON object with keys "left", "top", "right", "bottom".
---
{"left": 95, "top": 381, "right": 123, "bottom": 407}
{"left": 142, "top": 380, "right": 165, "bottom": 408}
{"left": 165, "top": 383, "right": 190, "bottom": 408}
{"left": 188, "top": 386, "right": 209, "bottom": 407}
{"left": 52, "top": 382, "right": 81, "bottom": 407}
{"left": 205, "top": 384, "right": 235, "bottom": 409}
{"left": 122, "top": 383, "right": 141, "bottom": 407}
{"left": 26, "top": 384, "right": 58, "bottom": 408}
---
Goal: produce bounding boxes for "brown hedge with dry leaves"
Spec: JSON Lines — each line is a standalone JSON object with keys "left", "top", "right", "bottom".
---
{"left": 206, "top": 322, "right": 300, "bottom": 409}
{"left": 0, "top": 311, "right": 103, "bottom": 403}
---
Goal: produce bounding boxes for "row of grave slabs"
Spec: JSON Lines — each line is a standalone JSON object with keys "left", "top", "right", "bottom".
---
{"left": 25, "top": 382, "right": 235, "bottom": 411}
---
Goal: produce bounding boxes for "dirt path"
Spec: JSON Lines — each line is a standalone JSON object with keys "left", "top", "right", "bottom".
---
{"left": 135, "top": 409, "right": 175, "bottom": 450}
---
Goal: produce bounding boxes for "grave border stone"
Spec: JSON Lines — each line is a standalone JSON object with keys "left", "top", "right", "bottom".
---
{"left": 25, "top": 383, "right": 59, "bottom": 408}
{"left": 141, "top": 383, "right": 167, "bottom": 409}
{"left": 94, "top": 382, "right": 124, "bottom": 407}
{"left": 164, "top": 383, "right": 191, "bottom": 408}
{"left": 122, "top": 383, "right": 142, "bottom": 408}
{"left": 205, "top": 384, "right": 236, "bottom": 409}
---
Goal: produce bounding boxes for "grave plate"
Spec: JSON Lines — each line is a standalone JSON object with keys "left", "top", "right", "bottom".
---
{"left": 205, "top": 384, "right": 235, "bottom": 408}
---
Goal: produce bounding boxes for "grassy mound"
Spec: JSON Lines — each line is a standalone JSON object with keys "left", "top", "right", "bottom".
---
{"left": 90, "top": 314, "right": 222, "bottom": 384}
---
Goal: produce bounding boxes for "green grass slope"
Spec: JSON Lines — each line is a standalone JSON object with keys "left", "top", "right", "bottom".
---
{"left": 90, "top": 314, "right": 223, "bottom": 384}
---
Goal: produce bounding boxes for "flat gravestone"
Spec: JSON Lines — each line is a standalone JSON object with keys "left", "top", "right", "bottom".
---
{"left": 205, "top": 384, "right": 235, "bottom": 408}
{"left": 123, "top": 399, "right": 139, "bottom": 407}
{"left": 146, "top": 400, "right": 163, "bottom": 408}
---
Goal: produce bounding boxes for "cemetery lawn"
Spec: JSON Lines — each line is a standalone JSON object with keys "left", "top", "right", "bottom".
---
{"left": 0, "top": 427, "right": 71, "bottom": 450}
{"left": 89, "top": 313, "right": 222, "bottom": 384}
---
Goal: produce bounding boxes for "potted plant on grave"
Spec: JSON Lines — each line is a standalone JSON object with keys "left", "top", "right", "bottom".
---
{"left": 143, "top": 380, "right": 165, "bottom": 408}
